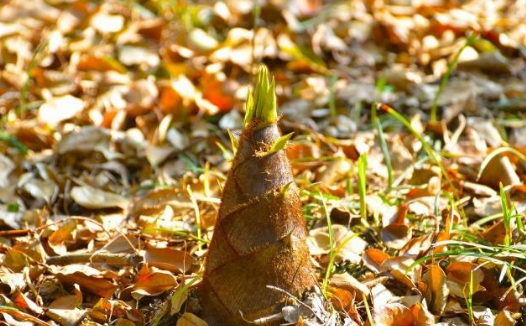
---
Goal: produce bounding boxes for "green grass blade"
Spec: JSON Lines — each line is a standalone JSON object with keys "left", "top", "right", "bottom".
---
{"left": 380, "top": 104, "right": 457, "bottom": 198}
{"left": 0, "top": 131, "right": 28, "bottom": 155}
{"left": 358, "top": 153, "right": 367, "bottom": 220}
{"left": 372, "top": 103, "right": 393, "bottom": 192}
{"left": 430, "top": 34, "right": 477, "bottom": 122}
{"left": 500, "top": 183, "right": 511, "bottom": 247}
{"left": 329, "top": 73, "right": 338, "bottom": 118}
{"left": 320, "top": 192, "right": 335, "bottom": 293}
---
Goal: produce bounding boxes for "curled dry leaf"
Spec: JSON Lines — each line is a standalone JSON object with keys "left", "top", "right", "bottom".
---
{"left": 363, "top": 250, "right": 417, "bottom": 290}
{"left": 1, "top": 312, "right": 36, "bottom": 326}
{"left": 56, "top": 126, "right": 111, "bottom": 155}
{"left": 102, "top": 235, "right": 140, "bottom": 254}
{"left": 88, "top": 298, "right": 134, "bottom": 323}
{"left": 38, "top": 95, "right": 85, "bottom": 127}
{"left": 46, "top": 308, "right": 87, "bottom": 326}
{"left": 21, "top": 179, "right": 58, "bottom": 204}
{"left": 13, "top": 291, "right": 43, "bottom": 315}
{"left": 0, "top": 269, "right": 26, "bottom": 294}
{"left": 0, "top": 153, "right": 15, "bottom": 187}
{"left": 0, "top": 306, "right": 52, "bottom": 326}
{"left": 362, "top": 248, "right": 390, "bottom": 273}
{"left": 50, "top": 265, "right": 118, "bottom": 298}
{"left": 91, "top": 12, "right": 124, "bottom": 34}
{"left": 307, "top": 224, "right": 366, "bottom": 264}
{"left": 70, "top": 185, "right": 128, "bottom": 209}
{"left": 142, "top": 247, "right": 195, "bottom": 273}
{"left": 48, "top": 284, "right": 82, "bottom": 310}
{"left": 145, "top": 144, "right": 175, "bottom": 167}
{"left": 329, "top": 273, "right": 370, "bottom": 296}
{"left": 446, "top": 262, "right": 485, "bottom": 298}
{"left": 0, "top": 210, "right": 23, "bottom": 229}
{"left": 381, "top": 204, "right": 412, "bottom": 249}
{"left": 122, "top": 265, "right": 178, "bottom": 300}
{"left": 422, "top": 264, "right": 449, "bottom": 315}
{"left": 328, "top": 287, "right": 357, "bottom": 319}
{"left": 409, "top": 303, "right": 436, "bottom": 326}
{"left": 494, "top": 310, "right": 518, "bottom": 326}
{"left": 48, "top": 219, "right": 77, "bottom": 255}
{"left": 373, "top": 302, "right": 414, "bottom": 326}
{"left": 479, "top": 155, "right": 521, "bottom": 189}
{"left": 131, "top": 188, "right": 189, "bottom": 216}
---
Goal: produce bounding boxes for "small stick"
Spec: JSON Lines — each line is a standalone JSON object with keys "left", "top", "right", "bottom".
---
{"left": 46, "top": 252, "right": 143, "bottom": 266}
{"left": 0, "top": 229, "right": 33, "bottom": 237}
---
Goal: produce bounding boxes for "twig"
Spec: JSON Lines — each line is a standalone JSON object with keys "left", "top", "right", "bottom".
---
{"left": 46, "top": 252, "right": 143, "bottom": 266}
{"left": 0, "top": 229, "right": 33, "bottom": 237}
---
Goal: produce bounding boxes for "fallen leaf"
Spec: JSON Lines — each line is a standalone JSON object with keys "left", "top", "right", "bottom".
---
{"left": 70, "top": 185, "right": 128, "bottom": 209}
{"left": 329, "top": 273, "right": 370, "bottom": 296}
{"left": 91, "top": 12, "right": 124, "bottom": 34}
{"left": 373, "top": 303, "right": 414, "bottom": 326}
{"left": 0, "top": 153, "right": 15, "bottom": 187}
{"left": 177, "top": 313, "right": 209, "bottom": 326}
{"left": 56, "top": 126, "right": 111, "bottom": 155}
{"left": 308, "top": 224, "right": 367, "bottom": 264}
{"left": 50, "top": 265, "right": 118, "bottom": 298}
{"left": 46, "top": 308, "right": 87, "bottom": 326}
{"left": 38, "top": 95, "right": 84, "bottom": 127}
{"left": 422, "top": 264, "right": 449, "bottom": 315}
{"left": 122, "top": 265, "right": 178, "bottom": 299}
{"left": 143, "top": 247, "right": 194, "bottom": 273}
{"left": 446, "top": 262, "right": 485, "bottom": 298}
{"left": 0, "top": 268, "right": 26, "bottom": 294}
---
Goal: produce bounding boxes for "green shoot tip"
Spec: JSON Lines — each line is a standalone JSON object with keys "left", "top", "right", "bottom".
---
{"left": 244, "top": 65, "right": 277, "bottom": 127}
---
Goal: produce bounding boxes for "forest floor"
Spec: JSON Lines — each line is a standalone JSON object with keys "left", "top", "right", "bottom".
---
{"left": 1, "top": 0, "right": 526, "bottom": 325}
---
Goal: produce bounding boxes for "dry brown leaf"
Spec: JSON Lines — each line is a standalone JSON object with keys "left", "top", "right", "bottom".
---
{"left": 20, "top": 178, "right": 58, "bottom": 205}
{"left": 49, "top": 284, "right": 82, "bottom": 310}
{"left": 48, "top": 219, "right": 77, "bottom": 254}
{"left": 373, "top": 303, "right": 414, "bottom": 326}
{"left": 478, "top": 154, "right": 521, "bottom": 188}
{"left": 410, "top": 303, "right": 436, "bottom": 326}
{"left": 143, "top": 247, "right": 194, "bottom": 273}
{"left": 56, "top": 126, "right": 111, "bottom": 155}
{"left": 88, "top": 298, "right": 133, "bottom": 323}
{"left": 422, "top": 264, "right": 449, "bottom": 315}
{"left": 0, "top": 268, "right": 26, "bottom": 294}
{"left": 70, "top": 185, "right": 128, "bottom": 209}
{"left": 362, "top": 248, "right": 390, "bottom": 273}
{"left": 50, "top": 265, "right": 118, "bottom": 298}
{"left": 0, "top": 307, "right": 52, "bottom": 326}
{"left": 308, "top": 225, "right": 366, "bottom": 264}
{"left": 0, "top": 154, "right": 15, "bottom": 187}
{"left": 121, "top": 265, "right": 178, "bottom": 299}
{"left": 177, "top": 313, "right": 209, "bottom": 326}
{"left": 494, "top": 310, "right": 518, "bottom": 326}
{"left": 446, "top": 262, "right": 485, "bottom": 298}
{"left": 115, "top": 319, "right": 138, "bottom": 326}
{"left": 329, "top": 273, "right": 370, "bottom": 296}
{"left": 12, "top": 291, "right": 43, "bottom": 315}
{"left": 46, "top": 308, "right": 87, "bottom": 326}
{"left": 38, "top": 95, "right": 84, "bottom": 127}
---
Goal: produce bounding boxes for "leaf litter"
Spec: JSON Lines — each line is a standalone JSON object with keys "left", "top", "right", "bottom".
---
{"left": 0, "top": 0, "right": 526, "bottom": 325}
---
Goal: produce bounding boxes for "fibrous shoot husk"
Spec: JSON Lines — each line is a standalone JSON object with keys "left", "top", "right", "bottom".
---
{"left": 201, "top": 66, "right": 316, "bottom": 325}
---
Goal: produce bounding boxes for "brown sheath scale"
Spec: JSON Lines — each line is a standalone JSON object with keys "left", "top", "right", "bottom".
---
{"left": 201, "top": 67, "right": 315, "bottom": 325}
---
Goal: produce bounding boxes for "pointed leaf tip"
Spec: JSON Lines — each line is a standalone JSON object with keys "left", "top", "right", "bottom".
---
{"left": 244, "top": 65, "right": 277, "bottom": 127}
